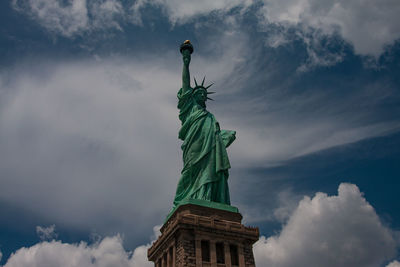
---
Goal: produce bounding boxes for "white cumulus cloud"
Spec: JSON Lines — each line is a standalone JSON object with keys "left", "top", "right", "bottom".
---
{"left": 387, "top": 260, "right": 400, "bottom": 267}
{"left": 3, "top": 225, "right": 161, "bottom": 267}
{"left": 3, "top": 184, "right": 398, "bottom": 267}
{"left": 3, "top": 235, "right": 152, "bottom": 267}
{"left": 254, "top": 183, "right": 398, "bottom": 267}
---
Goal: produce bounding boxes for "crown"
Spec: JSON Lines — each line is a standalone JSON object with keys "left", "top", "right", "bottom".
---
{"left": 193, "top": 76, "right": 215, "bottom": 100}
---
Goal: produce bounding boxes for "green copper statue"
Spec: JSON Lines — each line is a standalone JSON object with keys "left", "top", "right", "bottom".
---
{"left": 172, "top": 40, "right": 236, "bottom": 210}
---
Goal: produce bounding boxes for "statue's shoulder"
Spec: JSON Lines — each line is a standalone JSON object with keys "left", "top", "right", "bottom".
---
{"left": 178, "top": 88, "right": 196, "bottom": 113}
{"left": 178, "top": 87, "right": 194, "bottom": 98}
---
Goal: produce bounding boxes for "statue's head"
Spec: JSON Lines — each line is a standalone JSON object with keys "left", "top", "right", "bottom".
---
{"left": 192, "top": 77, "right": 214, "bottom": 108}
{"left": 194, "top": 88, "right": 208, "bottom": 107}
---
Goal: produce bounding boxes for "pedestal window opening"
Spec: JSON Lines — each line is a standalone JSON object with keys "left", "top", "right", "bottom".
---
{"left": 216, "top": 242, "right": 225, "bottom": 264}
{"left": 230, "top": 244, "right": 239, "bottom": 266}
{"left": 168, "top": 247, "right": 173, "bottom": 266}
{"left": 201, "top": 240, "right": 210, "bottom": 262}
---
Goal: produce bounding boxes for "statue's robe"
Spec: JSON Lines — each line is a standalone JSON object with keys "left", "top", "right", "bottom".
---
{"left": 173, "top": 87, "right": 236, "bottom": 208}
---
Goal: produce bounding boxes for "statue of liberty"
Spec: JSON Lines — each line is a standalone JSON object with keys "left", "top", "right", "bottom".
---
{"left": 172, "top": 40, "right": 236, "bottom": 211}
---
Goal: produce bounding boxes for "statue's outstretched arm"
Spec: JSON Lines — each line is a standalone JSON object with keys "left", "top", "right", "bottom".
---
{"left": 180, "top": 41, "right": 193, "bottom": 93}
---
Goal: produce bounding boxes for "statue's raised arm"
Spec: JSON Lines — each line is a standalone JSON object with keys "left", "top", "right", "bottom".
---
{"left": 180, "top": 40, "right": 193, "bottom": 93}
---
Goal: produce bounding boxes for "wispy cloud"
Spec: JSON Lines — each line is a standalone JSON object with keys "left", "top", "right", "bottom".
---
{"left": 258, "top": 0, "right": 400, "bottom": 58}
{"left": 131, "top": 0, "right": 253, "bottom": 25}
{"left": 12, "top": 0, "right": 124, "bottom": 37}
{"left": 11, "top": 0, "right": 400, "bottom": 68}
{"left": 36, "top": 224, "right": 58, "bottom": 241}
{"left": 217, "top": 73, "right": 400, "bottom": 167}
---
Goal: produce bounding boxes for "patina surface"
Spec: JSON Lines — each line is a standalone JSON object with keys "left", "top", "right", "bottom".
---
{"left": 172, "top": 40, "right": 236, "bottom": 212}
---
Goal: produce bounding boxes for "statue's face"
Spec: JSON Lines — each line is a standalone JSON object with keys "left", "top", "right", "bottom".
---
{"left": 194, "top": 89, "right": 207, "bottom": 107}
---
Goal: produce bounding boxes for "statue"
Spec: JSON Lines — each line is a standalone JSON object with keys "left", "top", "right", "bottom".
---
{"left": 172, "top": 40, "right": 236, "bottom": 211}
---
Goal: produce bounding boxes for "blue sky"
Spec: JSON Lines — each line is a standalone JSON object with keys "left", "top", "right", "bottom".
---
{"left": 0, "top": 0, "right": 400, "bottom": 266}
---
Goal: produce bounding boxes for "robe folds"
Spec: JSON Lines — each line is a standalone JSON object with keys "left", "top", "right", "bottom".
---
{"left": 173, "top": 87, "right": 236, "bottom": 208}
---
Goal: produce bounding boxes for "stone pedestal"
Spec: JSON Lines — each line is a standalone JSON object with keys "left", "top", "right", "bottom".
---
{"left": 148, "top": 202, "right": 259, "bottom": 267}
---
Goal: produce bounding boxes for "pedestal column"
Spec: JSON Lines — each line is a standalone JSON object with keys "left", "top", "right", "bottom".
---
{"left": 224, "top": 242, "right": 232, "bottom": 267}
{"left": 238, "top": 245, "right": 245, "bottom": 267}
{"left": 210, "top": 240, "right": 217, "bottom": 267}
{"left": 195, "top": 238, "right": 202, "bottom": 267}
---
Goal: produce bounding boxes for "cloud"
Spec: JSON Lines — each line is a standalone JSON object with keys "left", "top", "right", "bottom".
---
{"left": 131, "top": 0, "right": 253, "bottom": 25}
{"left": 240, "top": 187, "right": 305, "bottom": 224}
{"left": 272, "top": 189, "right": 303, "bottom": 223}
{"left": 226, "top": 108, "right": 400, "bottom": 169}
{"left": 36, "top": 225, "right": 58, "bottom": 241}
{"left": 0, "top": 35, "right": 399, "bottom": 240}
{"left": 11, "top": 0, "right": 399, "bottom": 66}
{"left": 3, "top": 235, "right": 153, "bottom": 267}
{"left": 132, "top": 0, "right": 400, "bottom": 67}
{"left": 89, "top": 0, "right": 124, "bottom": 31}
{"left": 12, "top": 0, "right": 251, "bottom": 35}
{"left": 253, "top": 183, "right": 398, "bottom": 267}
{"left": 131, "top": 0, "right": 400, "bottom": 59}
{"left": 12, "top": 0, "right": 124, "bottom": 37}
{"left": 258, "top": 0, "right": 400, "bottom": 57}
{"left": 3, "top": 225, "right": 160, "bottom": 266}
{"left": 387, "top": 261, "right": 400, "bottom": 267}
{"left": 0, "top": 33, "right": 250, "bottom": 242}
{"left": 0, "top": 57, "right": 182, "bottom": 241}
{"left": 4, "top": 184, "right": 397, "bottom": 267}
{"left": 11, "top": 0, "right": 400, "bottom": 60}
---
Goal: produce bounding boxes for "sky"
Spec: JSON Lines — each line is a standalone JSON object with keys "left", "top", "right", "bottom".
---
{"left": 0, "top": 0, "right": 400, "bottom": 266}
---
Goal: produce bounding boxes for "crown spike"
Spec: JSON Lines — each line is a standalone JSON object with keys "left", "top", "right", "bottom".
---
{"left": 207, "top": 91, "right": 215, "bottom": 94}
{"left": 194, "top": 77, "right": 198, "bottom": 87}
{"left": 205, "top": 83, "right": 214, "bottom": 89}
{"left": 201, "top": 76, "right": 206, "bottom": 86}
{"left": 207, "top": 97, "right": 214, "bottom": 101}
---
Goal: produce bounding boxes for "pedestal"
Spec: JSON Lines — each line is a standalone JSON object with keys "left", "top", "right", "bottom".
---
{"left": 148, "top": 201, "right": 259, "bottom": 267}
